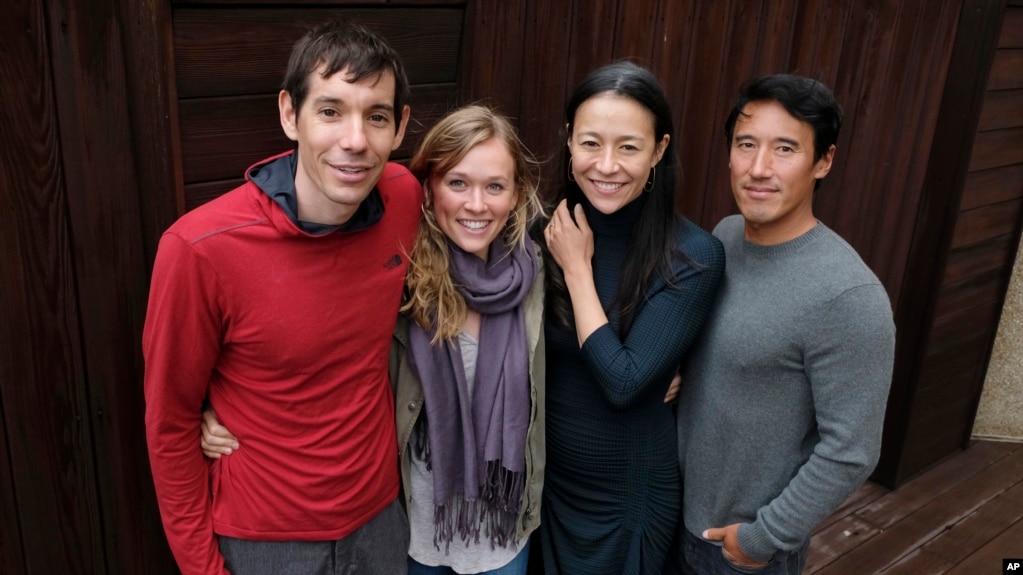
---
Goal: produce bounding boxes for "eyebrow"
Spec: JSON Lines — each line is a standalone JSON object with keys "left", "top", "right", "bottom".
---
{"left": 576, "top": 131, "right": 644, "bottom": 142}
{"left": 445, "top": 170, "right": 510, "bottom": 182}
{"left": 311, "top": 96, "right": 395, "bottom": 114}
{"left": 734, "top": 134, "right": 802, "bottom": 148}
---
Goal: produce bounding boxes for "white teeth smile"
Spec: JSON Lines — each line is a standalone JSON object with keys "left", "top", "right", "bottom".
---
{"left": 460, "top": 220, "right": 488, "bottom": 230}
{"left": 594, "top": 181, "right": 623, "bottom": 191}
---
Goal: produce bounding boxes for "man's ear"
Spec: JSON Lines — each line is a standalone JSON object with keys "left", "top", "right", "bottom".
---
{"left": 814, "top": 144, "right": 836, "bottom": 180}
{"left": 279, "top": 90, "right": 299, "bottom": 142}
{"left": 391, "top": 105, "right": 411, "bottom": 151}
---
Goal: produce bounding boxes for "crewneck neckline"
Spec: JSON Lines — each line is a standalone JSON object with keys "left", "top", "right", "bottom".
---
{"left": 741, "top": 221, "right": 826, "bottom": 258}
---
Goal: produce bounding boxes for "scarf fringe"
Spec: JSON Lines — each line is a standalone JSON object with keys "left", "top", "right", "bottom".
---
{"left": 432, "top": 460, "right": 525, "bottom": 553}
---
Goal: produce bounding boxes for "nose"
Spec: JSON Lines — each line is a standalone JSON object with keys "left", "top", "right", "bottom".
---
{"left": 465, "top": 187, "right": 485, "bottom": 212}
{"left": 596, "top": 148, "right": 618, "bottom": 174}
{"left": 750, "top": 148, "right": 772, "bottom": 178}
{"left": 338, "top": 118, "right": 368, "bottom": 153}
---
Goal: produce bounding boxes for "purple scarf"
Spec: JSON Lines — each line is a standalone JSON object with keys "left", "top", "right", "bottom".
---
{"left": 407, "top": 235, "right": 536, "bottom": 550}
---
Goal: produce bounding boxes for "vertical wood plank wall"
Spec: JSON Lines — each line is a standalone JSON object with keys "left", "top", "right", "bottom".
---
{"left": 902, "top": 0, "right": 1023, "bottom": 476}
{"left": 882, "top": 0, "right": 1014, "bottom": 484}
{"left": 0, "top": 0, "right": 1019, "bottom": 573}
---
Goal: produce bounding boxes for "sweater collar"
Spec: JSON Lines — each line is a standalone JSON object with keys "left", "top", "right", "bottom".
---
{"left": 247, "top": 151, "right": 385, "bottom": 236}
{"left": 581, "top": 193, "right": 647, "bottom": 239}
{"left": 741, "top": 220, "right": 827, "bottom": 258}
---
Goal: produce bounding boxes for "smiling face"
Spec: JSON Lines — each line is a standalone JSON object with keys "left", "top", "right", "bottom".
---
{"left": 567, "top": 93, "right": 669, "bottom": 214}
{"left": 429, "top": 137, "right": 518, "bottom": 261}
{"left": 279, "top": 65, "right": 410, "bottom": 226}
{"left": 729, "top": 99, "right": 834, "bottom": 245}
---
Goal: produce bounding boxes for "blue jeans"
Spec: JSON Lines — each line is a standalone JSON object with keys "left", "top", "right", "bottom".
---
{"left": 668, "top": 528, "right": 808, "bottom": 575}
{"left": 407, "top": 539, "right": 531, "bottom": 575}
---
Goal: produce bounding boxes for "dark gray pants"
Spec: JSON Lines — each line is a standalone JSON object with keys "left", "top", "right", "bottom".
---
{"left": 219, "top": 499, "right": 410, "bottom": 575}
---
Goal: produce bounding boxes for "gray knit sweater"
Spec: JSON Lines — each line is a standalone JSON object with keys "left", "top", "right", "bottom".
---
{"left": 676, "top": 215, "right": 896, "bottom": 563}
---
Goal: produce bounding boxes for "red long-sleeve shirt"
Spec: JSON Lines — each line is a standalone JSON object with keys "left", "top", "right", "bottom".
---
{"left": 144, "top": 154, "right": 422, "bottom": 575}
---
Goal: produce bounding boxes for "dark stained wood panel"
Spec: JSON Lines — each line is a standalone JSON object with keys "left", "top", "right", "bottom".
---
{"left": 999, "top": 7, "right": 1023, "bottom": 47}
{"left": 178, "top": 94, "right": 287, "bottom": 183}
{"left": 174, "top": 7, "right": 463, "bottom": 98}
{"left": 881, "top": 0, "right": 1012, "bottom": 489}
{"left": 951, "top": 200, "right": 1022, "bottom": 248}
{"left": 0, "top": 0, "right": 108, "bottom": 572}
{"left": 677, "top": 0, "right": 748, "bottom": 226}
{"left": 933, "top": 267, "right": 1007, "bottom": 319}
{"left": 174, "top": 0, "right": 464, "bottom": 4}
{"left": 988, "top": 49, "right": 1023, "bottom": 90}
{"left": 185, "top": 179, "right": 244, "bottom": 212}
{"left": 655, "top": 0, "right": 701, "bottom": 217}
{"left": 925, "top": 302, "right": 999, "bottom": 364}
{"left": 613, "top": 0, "right": 659, "bottom": 64}
{"left": 516, "top": 0, "right": 574, "bottom": 195}
{"left": 960, "top": 163, "right": 1023, "bottom": 210}
{"left": 564, "top": 0, "right": 617, "bottom": 91}
{"left": 978, "top": 88, "right": 1023, "bottom": 132}
{"left": 48, "top": 0, "right": 180, "bottom": 572}
{"left": 943, "top": 233, "right": 1016, "bottom": 284}
{"left": 458, "top": 0, "right": 527, "bottom": 116}
{"left": 968, "top": 126, "right": 1023, "bottom": 171}
{"left": 920, "top": 321, "right": 991, "bottom": 382}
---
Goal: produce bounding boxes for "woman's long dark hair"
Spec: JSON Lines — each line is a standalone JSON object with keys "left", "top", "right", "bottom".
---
{"left": 541, "top": 61, "right": 687, "bottom": 339}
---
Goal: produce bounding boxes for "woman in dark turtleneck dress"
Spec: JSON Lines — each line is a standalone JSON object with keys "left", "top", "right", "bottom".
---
{"left": 538, "top": 62, "right": 724, "bottom": 575}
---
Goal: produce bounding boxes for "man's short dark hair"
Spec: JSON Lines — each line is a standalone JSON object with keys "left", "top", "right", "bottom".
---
{"left": 724, "top": 74, "right": 843, "bottom": 162}
{"left": 282, "top": 19, "right": 410, "bottom": 132}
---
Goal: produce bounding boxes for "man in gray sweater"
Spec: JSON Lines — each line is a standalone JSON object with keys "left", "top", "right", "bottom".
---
{"left": 666, "top": 75, "right": 896, "bottom": 574}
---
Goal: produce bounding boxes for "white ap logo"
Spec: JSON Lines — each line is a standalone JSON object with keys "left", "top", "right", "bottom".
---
{"left": 1008, "top": 562, "right": 1020, "bottom": 571}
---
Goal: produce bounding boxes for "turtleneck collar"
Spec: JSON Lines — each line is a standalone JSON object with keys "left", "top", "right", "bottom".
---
{"left": 580, "top": 193, "right": 647, "bottom": 239}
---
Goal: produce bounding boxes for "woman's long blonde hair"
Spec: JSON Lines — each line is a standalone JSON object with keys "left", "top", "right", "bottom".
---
{"left": 404, "top": 105, "right": 544, "bottom": 342}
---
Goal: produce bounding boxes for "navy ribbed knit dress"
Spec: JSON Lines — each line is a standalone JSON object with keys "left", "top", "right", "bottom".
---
{"left": 540, "top": 196, "right": 724, "bottom": 575}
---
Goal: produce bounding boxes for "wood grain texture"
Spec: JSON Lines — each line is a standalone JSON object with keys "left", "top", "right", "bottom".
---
{"left": 951, "top": 200, "right": 1023, "bottom": 248}
{"left": 49, "top": 0, "right": 181, "bottom": 572}
{"left": 174, "top": 7, "right": 463, "bottom": 98}
{"left": 818, "top": 446, "right": 1023, "bottom": 574}
{"left": 977, "top": 88, "right": 1023, "bottom": 132}
{"left": 516, "top": 0, "right": 574, "bottom": 197}
{"left": 805, "top": 441, "right": 1023, "bottom": 574}
{"left": 988, "top": 49, "right": 1023, "bottom": 89}
{"left": 0, "top": 0, "right": 105, "bottom": 572}
{"left": 961, "top": 163, "right": 1023, "bottom": 210}
{"left": 881, "top": 0, "right": 1006, "bottom": 488}
{"left": 1000, "top": 6, "right": 1023, "bottom": 46}
{"left": 968, "top": 126, "right": 1023, "bottom": 171}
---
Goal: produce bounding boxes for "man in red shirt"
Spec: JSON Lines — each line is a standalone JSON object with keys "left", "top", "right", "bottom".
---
{"left": 143, "top": 20, "right": 422, "bottom": 575}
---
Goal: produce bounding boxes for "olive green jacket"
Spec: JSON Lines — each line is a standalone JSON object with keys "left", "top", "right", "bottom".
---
{"left": 389, "top": 249, "right": 546, "bottom": 541}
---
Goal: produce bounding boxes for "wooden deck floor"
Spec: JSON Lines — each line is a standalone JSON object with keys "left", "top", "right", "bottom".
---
{"left": 807, "top": 438, "right": 1023, "bottom": 574}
